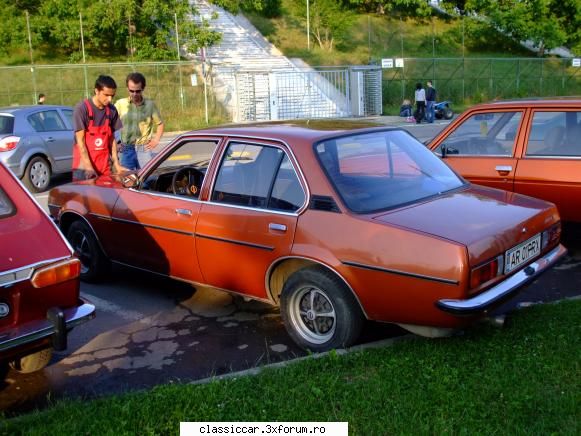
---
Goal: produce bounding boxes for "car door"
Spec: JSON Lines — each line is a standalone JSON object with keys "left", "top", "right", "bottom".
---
{"left": 432, "top": 110, "right": 524, "bottom": 191}
{"left": 27, "top": 109, "right": 72, "bottom": 173}
{"left": 196, "top": 139, "right": 307, "bottom": 300}
{"left": 105, "top": 139, "right": 220, "bottom": 281}
{"left": 513, "top": 109, "right": 581, "bottom": 223}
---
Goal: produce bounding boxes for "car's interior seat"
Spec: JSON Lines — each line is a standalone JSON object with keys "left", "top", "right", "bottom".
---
{"left": 542, "top": 125, "right": 565, "bottom": 154}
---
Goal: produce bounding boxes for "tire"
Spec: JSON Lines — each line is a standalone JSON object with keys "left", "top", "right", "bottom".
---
{"left": 280, "top": 266, "right": 364, "bottom": 352}
{"left": 66, "top": 220, "right": 110, "bottom": 282}
{"left": 10, "top": 348, "right": 52, "bottom": 374}
{"left": 23, "top": 156, "right": 51, "bottom": 193}
{"left": 444, "top": 108, "right": 454, "bottom": 120}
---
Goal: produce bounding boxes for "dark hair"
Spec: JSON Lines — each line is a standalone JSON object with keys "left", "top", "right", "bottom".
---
{"left": 416, "top": 82, "right": 422, "bottom": 90}
{"left": 95, "top": 75, "right": 117, "bottom": 91}
{"left": 126, "top": 72, "right": 146, "bottom": 89}
{"left": 38, "top": 93, "right": 45, "bottom": 99}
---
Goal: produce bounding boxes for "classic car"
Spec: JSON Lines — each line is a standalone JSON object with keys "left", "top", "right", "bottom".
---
{"left": 48, "top": 122, "right": 566, "bottom": 351}
{"left": 0, "top": 105, "right": 75, "bottom": 192}
{"left": 427, "top": 99, "right": 581, "bottom": 224}
{"left": 0, "top": 161, "right": 94, "bottom": 377}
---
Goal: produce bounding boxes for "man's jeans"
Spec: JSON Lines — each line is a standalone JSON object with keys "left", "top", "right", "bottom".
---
{"left": 426, "top": 100, "right": 435, "bottom": 123}
{"left": 119, "top": 145, "right": 157, "bottom": 171}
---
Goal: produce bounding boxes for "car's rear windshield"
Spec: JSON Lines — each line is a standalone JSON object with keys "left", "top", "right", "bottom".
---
{"left": 315, "top": 129, "right": 465, "bottom": 213}
{"left": 0, "top": 187, "right": 15, "bottom": 218}
{"left": 0, "top": 115, "right": 14, "bottom": 135}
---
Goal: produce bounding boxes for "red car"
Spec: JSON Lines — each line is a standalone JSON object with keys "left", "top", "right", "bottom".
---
{"left": 428, "top": 99, "right": 581, "bottom": 224}
{"left": 49, "top": 122, "right": 565, "bottom": 351}
{"left": 0, "top": 162, "right": 94, "bottom": 377}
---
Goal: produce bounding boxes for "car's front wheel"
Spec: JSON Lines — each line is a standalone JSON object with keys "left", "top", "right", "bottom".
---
{"left": 10, "top": 348, "right": 52, "bottom": 373}
{"left": 280, "top": 266, "right": 364, "bottom": 352}
{"left": 23, "top": 156, "right": 51, "bottom": 192}
{"left": 67, "top": 220, "right": 110, "bottom": 282}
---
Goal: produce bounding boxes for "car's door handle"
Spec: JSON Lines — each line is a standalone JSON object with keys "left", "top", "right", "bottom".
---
{"left": 495, "top": 165, "right": 512, "bottom": 173}
{"left": 175, "top": 208, "right": 192, "bottom": 216}
{"left": 46, "top": 137, "right": 56, "bottom": 142}
{"left": 269, "top": 223, "right": 287, "bottom": 232}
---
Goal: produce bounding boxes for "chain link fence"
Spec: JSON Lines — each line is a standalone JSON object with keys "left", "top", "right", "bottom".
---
{"left": 0, "top": 61, "right": 230, "bottom": 131}
{"left": 1, "top": 58, "right": 580, "bottom": 126}
{"left": 382, "top": 58, "right": 581, "bottom": 108}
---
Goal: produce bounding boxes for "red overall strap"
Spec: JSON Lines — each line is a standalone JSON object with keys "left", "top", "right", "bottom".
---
{"left": 83, "top": 99, "right": 94, "bottom": 129}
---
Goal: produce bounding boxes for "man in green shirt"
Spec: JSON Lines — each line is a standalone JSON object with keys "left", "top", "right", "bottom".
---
{"left": 115, "top": 72, "right": 164, "bottom": 170}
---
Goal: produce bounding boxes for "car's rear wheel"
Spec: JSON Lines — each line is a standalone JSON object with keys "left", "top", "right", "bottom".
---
{"left": 67, "top": 220, "right": 110, "bottom": 282}
{"left": 443, "top": 108, "right": 454, "bottom": 120}
{"left": 280, "top": 266, "right": 364, "bottom": 352}
{"left": 10, "top": 348, "right": 52, "bottom": 374}
{"left": 23, "top": 156, "right": 51, "bottom": 192}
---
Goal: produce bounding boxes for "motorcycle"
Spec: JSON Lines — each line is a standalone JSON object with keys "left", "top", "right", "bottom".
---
{"left": 434, "top": 101, "right": 454, "bottom": 120}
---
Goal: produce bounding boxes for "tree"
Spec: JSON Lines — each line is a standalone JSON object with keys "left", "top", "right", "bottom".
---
{"left": 463, "top": 0, "right": 568, "bottom": 56}
{"left": 291, "top": 0, "right": 356, "bottom": 51}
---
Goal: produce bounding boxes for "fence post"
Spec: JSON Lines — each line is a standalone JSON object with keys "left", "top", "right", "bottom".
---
{"left": 516, "top": 59, "right": 520, "bottom": 95}
{"left": 489, "top": 59, "right": 493, "bottom": 100}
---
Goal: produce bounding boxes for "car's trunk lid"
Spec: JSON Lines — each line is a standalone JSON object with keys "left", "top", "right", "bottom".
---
{"left": 373, "top": 185, "right": 558, "bottom": 266}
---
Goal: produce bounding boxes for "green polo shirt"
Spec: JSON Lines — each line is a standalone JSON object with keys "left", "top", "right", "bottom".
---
{"left": 115, "top": 97, "right": 163, "bottom": 146}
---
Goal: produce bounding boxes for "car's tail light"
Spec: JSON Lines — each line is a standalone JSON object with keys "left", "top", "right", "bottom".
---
{"left": 542, "top": 222, "right": 561, "bottom": 250}
{"left": 0, "top": 136, "right": 20, "bottom": 152}
{"left": 469, "top": 255, "right": 503, "bottom": 294}
{"left": 31, "top": 258, "right": 81, "bottom": 288}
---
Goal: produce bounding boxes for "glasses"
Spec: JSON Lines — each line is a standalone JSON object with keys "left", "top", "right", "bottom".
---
{"left": 128, "top": 89, "right": 143, "bottom": 94}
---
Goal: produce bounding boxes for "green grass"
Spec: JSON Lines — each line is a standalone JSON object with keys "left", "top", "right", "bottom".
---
{"left": 3, "top": 299, "right": 579, "bottom": 435}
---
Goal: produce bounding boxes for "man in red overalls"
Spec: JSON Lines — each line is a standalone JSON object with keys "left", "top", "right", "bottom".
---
{"left": 72, "top": 75, "right": 125, "bottom": 180}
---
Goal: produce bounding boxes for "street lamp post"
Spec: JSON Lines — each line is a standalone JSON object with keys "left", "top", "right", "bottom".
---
{"left": 306, "top": 0, "right": 310, "bottom": 50}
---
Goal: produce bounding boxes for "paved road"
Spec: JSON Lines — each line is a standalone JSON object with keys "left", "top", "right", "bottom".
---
{"left": 2, "top": 119, "right": 579, "bottom": 416}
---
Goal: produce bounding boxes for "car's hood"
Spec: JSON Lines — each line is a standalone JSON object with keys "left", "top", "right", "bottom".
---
{"left": 373, "top": 185, "right": 559, "bottom": 265}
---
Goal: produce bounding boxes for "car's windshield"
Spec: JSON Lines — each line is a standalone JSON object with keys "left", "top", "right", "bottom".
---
{"left": 315, "top": 129, "right": 465, "bottom": 213}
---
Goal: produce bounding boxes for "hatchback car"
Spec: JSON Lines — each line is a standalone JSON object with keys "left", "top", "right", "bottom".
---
{"left": 48, "top": 122, "right": 565, "bottom": 351}
{"left": 0, "top": 105, "right": 74, "bottom": 192}
{"left": 427, "top": 99, "right": 581, "bottom": 224}
{"left": 0, "top": 161, "right": 94, "bottom": 378}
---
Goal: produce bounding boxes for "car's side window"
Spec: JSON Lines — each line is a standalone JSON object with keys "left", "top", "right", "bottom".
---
{"left": 268, "top": 155, "right": 306, "bottom": 212}
{"left": 525, "top": 111, "right": 581, "bottom": 157}
{"left": 439, "top": 111, "right": 522, "bottom": 157}
{"left": 27, "top": 111, "right": 67, "bottom": 132}
{"left": 140, "top": 140, "right": 218, "bottom": 196}
{"left": 212, "top": 142, "right": 304, "bottom": 212}
{"left": 0, "top": 187, "right": 15, "bottom": 218}
{"left": 61, "top": 109, "right": 74, "bottom": 129}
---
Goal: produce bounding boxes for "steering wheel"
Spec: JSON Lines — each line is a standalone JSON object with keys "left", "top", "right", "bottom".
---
{"left": 171, "top": 166, "right": 204, "bottom": 197}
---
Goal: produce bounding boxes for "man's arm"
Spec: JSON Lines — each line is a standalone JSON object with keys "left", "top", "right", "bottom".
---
{"left": 110, "top": 136, "right": 126, "bottom": 174}
{"left": 74, "top": 129, "right": 95, "bottom": 174}
{"left": 146, "top": 121, "right": 164, "bottom": 151}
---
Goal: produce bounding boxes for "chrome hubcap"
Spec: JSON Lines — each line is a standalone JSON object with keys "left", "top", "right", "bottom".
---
{"left": 289, "top": 286, "right": 336, "bottom": 345}
{"left": 30, "top": 161, "right": 49, "bottom": 188}
{"left": 71, "top": 231, "right": 91, "bottom": 274}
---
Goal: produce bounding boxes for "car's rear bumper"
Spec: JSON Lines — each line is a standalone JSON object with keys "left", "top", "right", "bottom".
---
{"left": 437, "top": 244, "right": 567, "bottom": 315}
{"left": 0, "top": 299, "right": 95, "bottom": 353}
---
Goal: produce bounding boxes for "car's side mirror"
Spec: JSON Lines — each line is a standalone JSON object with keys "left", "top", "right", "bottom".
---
{"left": 122, "top": 172, "right": 139, "bottom": 188}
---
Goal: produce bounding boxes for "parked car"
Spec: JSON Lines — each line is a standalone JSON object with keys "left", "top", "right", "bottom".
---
{"left": 48, "top": 122, "right": 566, "bottom": 351}
{"left": 427, "top": 99, "right": 581, "bottom": 224}
{"left": 0, "top": 105, "right": 74, "bottom": 192}
{"left": 0, "top": 161, "right": 94, "bottom": 378}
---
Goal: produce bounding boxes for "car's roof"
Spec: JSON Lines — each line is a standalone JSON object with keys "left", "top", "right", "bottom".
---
{"left": 186, "top": 119, "right": 402, "bottom": 143}
{"left": 474, "top": 98, "right": 581, "bottom": 109}
{"left": 0, "top": 105, "right": 71, "bottom": 115}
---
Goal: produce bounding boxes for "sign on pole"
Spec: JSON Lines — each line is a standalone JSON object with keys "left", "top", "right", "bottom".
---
{"left": 381, "top": 59, "right": 394, "bottom": 69}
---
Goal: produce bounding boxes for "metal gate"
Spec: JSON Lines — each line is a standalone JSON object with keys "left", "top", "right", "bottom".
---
{"left": 349, "top": 66, "right": 383, "bottom": 117}
{"left": 235, "top": 68, "right": 359, "bottom": 122}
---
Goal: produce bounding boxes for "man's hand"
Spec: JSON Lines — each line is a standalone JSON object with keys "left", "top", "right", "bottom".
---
{"left": 113, "top": 163, "right": 129, "bottom": 174}
{"left": 145, "top": 138, "right": 160, "bottom": 151}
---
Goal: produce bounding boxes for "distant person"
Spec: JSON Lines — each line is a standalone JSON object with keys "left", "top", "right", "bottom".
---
{"left": 115, "top": 72, "right": 164, "bottom": 170}
{"left": 72, "top": 75, "right": 125, "bottom": 181}
{"left": 399, "top": 98, "right": 413, "bottom": 121}
{"left": 37, "top": 93, "right": 45, "bottom": 105}
{"left": 426, "top": 81, "right": 437, "bottom": 123}
{"left": 414, "top": 83, "right": 426, "bottom": 124}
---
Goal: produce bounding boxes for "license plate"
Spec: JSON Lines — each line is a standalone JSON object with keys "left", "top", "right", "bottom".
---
{"left": 505, "top": 234, "right": 541, "bottom": 274}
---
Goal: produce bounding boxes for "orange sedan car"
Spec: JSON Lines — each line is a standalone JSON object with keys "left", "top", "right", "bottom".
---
{"left": 428, "top": 99, "right": 581, "bottom": 224}
{"left": 48, "top": 122, "right": 566, "bottom": 351}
